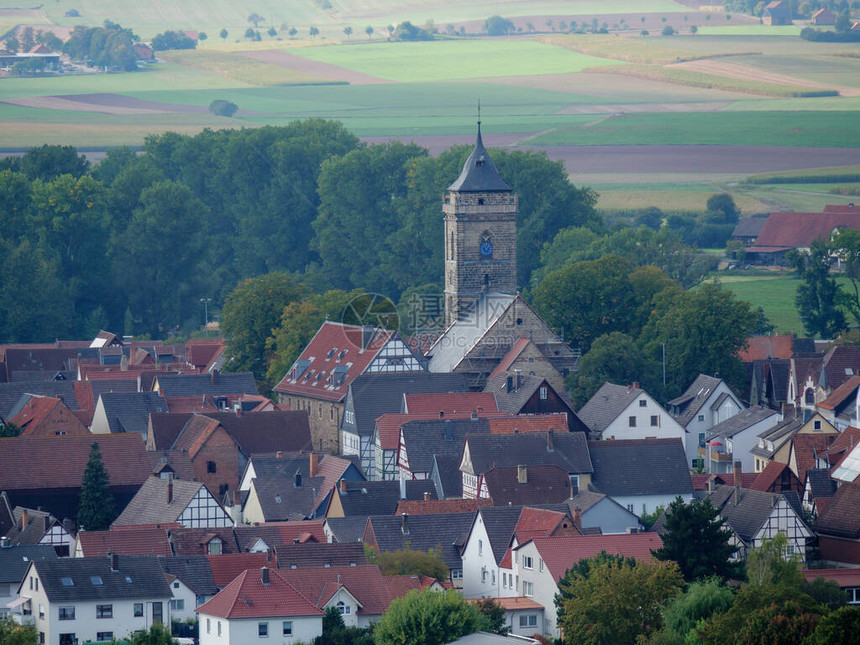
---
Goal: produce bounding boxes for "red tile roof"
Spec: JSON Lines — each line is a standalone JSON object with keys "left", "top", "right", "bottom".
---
{"left": 821, "top": 426, "right": 860, "bottom": 470}
{"left": 273, "top": 322, "right": 397, "bottom": 402}
{"left": 9, "top": 396, "right": 89, "bottom": 437}
{"left": 207, "top": 553, "right": 271, "bottom": 587}
{"left": 77, "top": 527, "right": 172, "bottom": 557}
{"left": 280, "top": 565, "right": 392, "bottom": 615}
{"left": 822, "top": 346, "right": 860, "bottom": 391}
{"left": 404, "top": 392, "right": 498, "bottom": 416}
{"left": 514, "top": 508, "right": 575, "bottom": 543}
{"left": 376, "top": 410, "right": 508, "bottom": 450}
{"left": 817, "top": 375, "right": 860, "bottom": 410}
{"left": 814, "top": 480, "right": 860, "bottom": 539}
{"left": 487, "top": 337, "right": 532, "bottom": 382}
{"left": 525, "top": 533, "right": 664, "bottom": 582}
{"left": 793, "top": 433, "right": 838, "bottom": 484}
{"left": 185, "top": 339, "right": 225, "bottom": 371}
{"left": 739, "top": 335, "right": 794, "bottom": 362}
{"left": 487, "top": 415, "right": 569, "bottom": 434}
{"left": 756, "top": 212, "right": 860, "bottom": 248}
{"left": 802, "top": 568, "right": 860, "bottom": 586}
{"left": 0, "top": 434, "right": 152, "bottom": 490}
{"left": 749, "top": 461, "right": 794, "bottom": 492}
{"left": 394, "top": 498, "right": 492, "bottom": 515}
{"left": 384, "top": 574, "right": 431, "bottom": 600}
{"left": 197, "top": 567, "right": 323, "bottom": 619}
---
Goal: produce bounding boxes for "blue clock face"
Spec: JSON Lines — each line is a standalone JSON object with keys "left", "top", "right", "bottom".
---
{"left": 480, "top": 241, "right": 493, "bottom": 256}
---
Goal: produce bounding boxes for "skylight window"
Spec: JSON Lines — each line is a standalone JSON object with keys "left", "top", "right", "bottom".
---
{"left": 91, "top": 576, "right": 103, "bottom": 585}
{"left": 327, "top": 348, "right": 337, "bottom": 359}
{"left": 61, "top": 577, "right": 74, "bottom": 586}
{"left": 125, "top": 576, "right": 133, "bottom": 584}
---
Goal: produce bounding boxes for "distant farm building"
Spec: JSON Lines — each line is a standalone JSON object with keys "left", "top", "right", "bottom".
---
{"left": 763, "top": 1, "right": 792, "bottom": 25}
{"left": 0, "top": 52, "right": 61, "bottom": 70}
{"left": 811, "top": 9, "right": 836, "bottom": 25}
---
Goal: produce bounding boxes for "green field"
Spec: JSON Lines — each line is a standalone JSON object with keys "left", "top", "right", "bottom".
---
{"left": 291, "top": 40, "right": 623, "bottom": 81}
{"left": 718, "top": 274, "right": 805, "bottom": 335}
{"left": 697, "top": 25, "right": 802, "bottom": 36}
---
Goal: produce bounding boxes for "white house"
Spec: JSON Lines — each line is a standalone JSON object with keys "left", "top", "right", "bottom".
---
{"left": 578, "top": 382, "right": 687, "bottom": 458}
{"left": 510, "top": 533, "right": 664, "bottom": 639}
{"left": 704, "top": 406, "right": 782, "bottom": 475}
{"left": 668, "top": 375, "right": 745, "bottom": 468}
{"left": 161, "top": 556, "right": 219, "bottom": 623}
{"left": 196, "top": 566, "right": 324, "bottom": 645}
{"left": 11, "top": 554, "right": 172, "bottom": 645}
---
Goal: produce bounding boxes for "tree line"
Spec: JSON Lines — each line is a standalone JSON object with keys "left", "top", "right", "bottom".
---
{"left": 0, "top": 120, "right": 599, "bottom": 344}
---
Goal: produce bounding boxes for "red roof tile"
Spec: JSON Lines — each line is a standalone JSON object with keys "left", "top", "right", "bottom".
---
{"left": 384, "top": 575, "right": 428, "bottom": 600}
{"left": 803, "top": 568, "right": 860, "bottom": 586}
{"left": 487, "top": 337, "right": 532, "bottom": 382}
{"left": 0, "top": 434, "right": 151, "bottom": 490}
{"left": 77, "top": 528, "right": 172, "bottom": 557}
{"left": 757, "top": 212, "right": 860, "bottom": 248}
{"left": 739, "top": 335, "right": 794, "bottom": 362}
{"left": 487, "top": 414, "right": 569, "bottom": 434}
{"left": 280, "top": 565, "right": 392, "bottom": 615}
{"left": 817, "top": 375, "right": 860, "bottom": 410}
{"left": 514, "top": 508, "right": 573, "bottom": 543}
{"left": 821, "top": 426, "right": 860, "bottom": 470}
{"left": 793, "top": 434, "right": 838, "bottom": 484}
{"left": 525, "top": 533, "right": 664, "bottom": 581}
{"left": 207, "top": 553, "right": 271, "bottom": 587}
{"left": 749, "top": 461, "right": 793, "bottom": 492}
{"left": 404, "top": 392, "right": 498, "bottom": 416}
{"left": 197, "top": 567, "right": 323, "bottom": 619}
{"left": 273, "top": 322, "right": 398, "bottom": 402}
{"left": 468, "top": 596, "right": 543, "bottom": 611}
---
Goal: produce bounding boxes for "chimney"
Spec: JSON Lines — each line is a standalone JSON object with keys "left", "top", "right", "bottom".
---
{"left": 294, "top": 470, "right": 302, "bottom": 489}
{"left": 21, "top": 510, "right": 28, "bottom": 529}
{"left": 166, "top": 473, "right": 174, "bottom": 504}
{"left": 733, "top": 460, "right": 742, "bottom": 506}
{"left": 309, "top": 452, "right": 319, "bottom": 477}
{"left": 423, "top": 491, "right": 430, "bottom": 502}
{"left": 445, "top": 420, "right": 453, "bottom": 442}
{"left": 210, "top": 369, "right": 219, "bottom": 385}
{"left": 515, "top": 369, "right": 522, "bottom": 390}
{"left": 506, "top": 375, "right": 513, "bottom": 393}
{"left": 517, "top": 465, "right": 528, "bottom": 484}
{"left": 261, "top": 566, "right": 270, "bottom": 585}
{"left": 340, "top": 479, "right": 348, "bottom": 494}
{"left": 399, "top": 475, "right": 407, "bottom": 500}
{"left": 110, "top": 552, "right": 119, "bottom": 571}
{"left": 547, "top": 429, "right": 554, "bottom": 452}
{"left": 573, "top": 506, "right": 582, "bottom": 530}
{"left": 707, "top": 477, "right": 715, "bottom": 494}
{"left": 439, "top": 410, "right": 445, "bottom": 419}
{"left": 470, "top": 409, "right": 478, "bottom": 420}
{"left": 120, "top": 355, "right": 129, "bottom": 371}
{"left": 401, "top": 513, "right": 409, "bottom": 535}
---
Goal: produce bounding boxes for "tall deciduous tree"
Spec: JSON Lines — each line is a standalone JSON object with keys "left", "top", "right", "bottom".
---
{"left": 78, "top": 442, "right": 115, "bottom": 531}
{"left": 374, "top": 589, "right": 483, "bottom": 645}
{"left": 221, "top": 272, "right": 306, "bottom": 384}
{"left": 555, "top": 555, "right": 683, "bottom": 644}
{"left": 639, "top": 281, "right": 757, "bottom": 399}
{"left": 828, "top": 227, "right": 860, "bottom": 326}
{"left": 791, "top": 240, "right": 847, "bottom": 339}
{"left": 652, "top": 496, "right": 741, "bottom": 582}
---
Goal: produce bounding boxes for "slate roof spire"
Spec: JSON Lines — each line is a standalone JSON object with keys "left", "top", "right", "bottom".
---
{"left": 447, "top": 117, "right": 512, "bottom": 193}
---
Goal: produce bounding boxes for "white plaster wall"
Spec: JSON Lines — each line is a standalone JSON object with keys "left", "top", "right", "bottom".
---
{"left": 611, "top": 493, "right": 693, "bottom": 518}
{"left": 199, "top": 615, "right": 322, "bottom": 645}
{"left": 460, "top": 515, "right": 500, "bottom": 599}
{"left": 512, "top": 542, "right": 556, "bottom": 638}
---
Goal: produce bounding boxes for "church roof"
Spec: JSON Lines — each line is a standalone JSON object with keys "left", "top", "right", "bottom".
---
{"left": 447, "top": 123, "right": 512, "bottom": 193}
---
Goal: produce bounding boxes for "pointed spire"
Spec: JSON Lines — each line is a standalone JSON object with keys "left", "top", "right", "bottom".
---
{"left": 447, "top": 113, "right": 511, "bottom": 193}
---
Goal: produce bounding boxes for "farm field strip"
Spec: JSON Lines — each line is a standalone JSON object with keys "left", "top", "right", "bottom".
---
{"left": 288, "top": 40, "right": 623, "bottom": 81}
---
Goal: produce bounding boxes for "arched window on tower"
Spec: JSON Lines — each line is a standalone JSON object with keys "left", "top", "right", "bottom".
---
{"left": 804, "top": 389, "right": 814, "bottom": 405}
{"left": 480, "top": 231, "right": 493, "bottom": 260}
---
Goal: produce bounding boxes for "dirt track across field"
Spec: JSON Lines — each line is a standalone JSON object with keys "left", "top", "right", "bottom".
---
{"left": 362, "top": 135, "right": 860, "bottom": 174}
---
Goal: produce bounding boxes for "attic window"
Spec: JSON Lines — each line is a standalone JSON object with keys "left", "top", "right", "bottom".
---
{"left": 90, "top": 576, "right": 103, "bottom": 586}
{"left": 61, "top": 577, "right": 73, "bottom": 586}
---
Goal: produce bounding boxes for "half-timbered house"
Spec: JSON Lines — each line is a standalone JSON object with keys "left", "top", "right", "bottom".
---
{"left": 112, "top": 476, "right": 234, "bottom": 529}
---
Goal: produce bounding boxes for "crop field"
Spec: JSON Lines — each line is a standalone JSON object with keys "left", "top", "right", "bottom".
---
{"left": 595, "top": 187, "right": 772, "bottom": 213}
{"left": 697, "top": 25, "right": 802, "bottom": 36}
{"left": 290, "top": 40, "right": 622, "bottom": 82}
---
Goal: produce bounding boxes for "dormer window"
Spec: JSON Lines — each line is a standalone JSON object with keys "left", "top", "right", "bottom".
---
{"left": 327, "top": 348, "right": 337, "bottom": 360}
{"left": 207, "top": 537, "right": 222, "bottom": 555}
{"left": 338, "top": 350, "right": 348, "bottom": 361}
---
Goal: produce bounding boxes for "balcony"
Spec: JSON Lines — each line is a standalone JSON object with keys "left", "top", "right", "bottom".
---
{"left": 10, "top": 612, "right": 34, "bottom": 626}
{"left": 699, "top": 447, "right": 733, "bottom": 462}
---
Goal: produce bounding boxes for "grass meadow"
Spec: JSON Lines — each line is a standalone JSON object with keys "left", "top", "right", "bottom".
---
{"left": 717, "top": 274, "right": 805, "bottom": 335}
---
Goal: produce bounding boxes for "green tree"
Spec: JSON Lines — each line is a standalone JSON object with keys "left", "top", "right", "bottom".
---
{"left": 221, "top": 272, "right": 307, "bottom": 384}
{"left": 652, "top": 497, "right": 741, "bottom": 582}
{"left": 484, "top": 15, "right": 515, "bottom": 35}
{"left": 316, "top": 606, "right": 374, "bottom": 645}
{"left": 220, "top": 28, "right": 228, "bottom": 41}
{"left": 16, "top": 144, "right": 89, "bottom": 181}
{"left": 805, "top": 606, "right": 860, "bottom": 644}
{"left": 475, "top": 597, "right": 508, "bottom": 635}
{"left": 4, "top": 36, "right": 19, "bottom": 53}
{"left": 367, "top": 545, "right": 449, "bottom": 580}
{"left": 343, "top": 26, "right": 353, "bottom": 39}
{"left": 639, "top": 282, "right": 758, "bottom": 399}
{"left": 828, "top": 227, "right": 860, "bottom": 326}
{"left": 532, "top": 255, "right": 640, "bottom": 353}
{"left": 208, "top": 99, "right": 238, "bottom": 117}
{"left": 654, "top": 577, "right": 735, "bottom": 641}
{"left": 691, "top": 24, "right": 698, "bottom": 34}
{"left": 745, "top": 533, "right": 803, "bottom": 588}
{"left": 568, "top": 332, "right": 658, "bottom": 408}
{"left": 791, "top": 240, "right": 847, "bottom": 339}
{"left": 0, "top": 617, "right": 37, "bottom": 644}
{"left": 705, "top": 193, "right": 740, "bottom": 224}
{"left": 662, "top": 25, "right": 676, "bottom": 35}
{"left": 77, "top": 442, "right": 115, "bottom": 530}
{"left": 393, "top": 21, "right": 433, "bottom": 40}
{"left": 0, "top": 422, "right": 22, "bottom": 437}
{"left": 536, "top": 226, "right": 600, "bottom": 280}
{"left": 248, "top": 13, "right": 265, "bottom": 27}
{"left": 151, "top": 30, "right": 196, "bottom": 50}
{"left": 310, "top": 26, "right": 319, "bottom": 38}
{"left": 365, "top": 25, "right": 374, "bottom": 38}
{"left": 266, "top": 289, "right": 364, "bottom": 384}
{"left": 128, "top": 623, "right": 175, "bottom": 644}
{"left": 374, "top": 589, "right": 483, "bottom": 645}
{"left": 555, "top": 556, "right": 683, "bottom": 644}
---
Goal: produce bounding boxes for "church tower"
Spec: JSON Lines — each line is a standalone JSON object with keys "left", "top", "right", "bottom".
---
{"left": 443, "top": 122, "right": 518, "bottom": 327}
